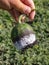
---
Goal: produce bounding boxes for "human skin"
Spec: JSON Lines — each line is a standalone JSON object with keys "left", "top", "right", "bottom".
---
{"left": 0, "top": 0, "right": 35, "bottom": 21}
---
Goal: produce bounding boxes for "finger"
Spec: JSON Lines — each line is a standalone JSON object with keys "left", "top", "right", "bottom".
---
{"left": 21, "top": 0, "right": 35, "bottom": 9}
{"left": 10, "top": 0, "right": 31, "bottom": 15}
{"left": 9, "top": 8, "right": 20, "bottom": 21}
{"left": 21, "top": 0, "right": 35, "bottom": 20}
{"left": 29, "top": 11, "right": 35, "bottom": 20}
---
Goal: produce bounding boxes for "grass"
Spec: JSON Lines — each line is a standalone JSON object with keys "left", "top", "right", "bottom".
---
{"left": 0, "top": 0, "right": 49, "bottom": 65}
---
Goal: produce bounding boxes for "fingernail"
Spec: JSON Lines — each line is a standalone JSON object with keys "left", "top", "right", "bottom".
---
{"left": 24, "top": 6, "right": 31, "bottom": 16}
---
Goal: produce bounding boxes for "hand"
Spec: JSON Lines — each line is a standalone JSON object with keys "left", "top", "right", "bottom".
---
{"left": 0, "top": 0, "right": 35, "bottom": 21}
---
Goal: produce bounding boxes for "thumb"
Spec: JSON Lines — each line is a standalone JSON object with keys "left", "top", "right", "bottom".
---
{"left": 10, "top": 0, "right": 31, "bottom": 15}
